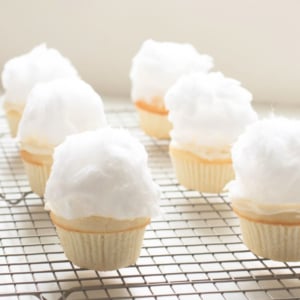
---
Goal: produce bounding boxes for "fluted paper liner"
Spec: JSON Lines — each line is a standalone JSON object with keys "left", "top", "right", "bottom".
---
{"left": 238, "top": 216, "right": 300, "bottom": 261}
{"left": 51, "top": 214, "right": 150, "bottom": 271}
{"left": 170, "top": 146, "right": 234, "bottom": 193}
{"left": 136, "top": 107, "right": 172, "bottom": 139}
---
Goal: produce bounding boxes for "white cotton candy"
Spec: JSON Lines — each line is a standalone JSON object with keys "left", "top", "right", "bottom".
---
{"left": 2, "top": 44, "right": 78, "bottom": 109}
{"left": 130, "top": 39, "right": 213, "bottom": 102}
{"left": 44, "top": 128, "right": 161, "bottom": 220}
{"left": 17, "top": 78, "right": 106, "bottom": 149}
{"left": 228, "top": 117, "right": 300, "bottom": 203}
{"left": 165, "top": 72, "right": 258, "bottom": 148}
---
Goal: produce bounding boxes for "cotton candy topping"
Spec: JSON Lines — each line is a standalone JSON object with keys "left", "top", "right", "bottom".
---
{"left": 18, "top": 78, "right": 106, "bottom": 149}
{"left": 44, "top": 128, "right": 160, "bottom": 220}
{"left": 130, "top": 39, "right": 213, "bottom": 102}
{"left": 2, "top": 44, "right": 78, "bottom": 109}
{"left": 228, "top": 117, "right": 300, "bottom": 204}
{"left": 165, "top": 72, "right": 258, "bottom": 149}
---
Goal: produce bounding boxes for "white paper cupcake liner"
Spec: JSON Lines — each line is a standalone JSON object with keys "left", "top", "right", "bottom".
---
{"left": 239, "top": 216, "right": 300, "bottom": 262}
{"left": 22, "top": 160, "right": 52, "bottom": 197}
{"left": 54, "top": 221, "right": 147, "bottom": 271}
{"left": 170, "top": 147, "right": 234, "bottom": 193}
{"left": 136, "top": 107, "right": 172, "bottom": 139}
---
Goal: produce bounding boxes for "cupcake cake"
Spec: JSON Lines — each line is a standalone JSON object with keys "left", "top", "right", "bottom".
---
{"left": 165, "top": 72, "right": 257, "bottom": 193}
{"left": 1, "top": 44, "right": 78, "bottom": 136}
{"left": 130, "top": 39, "right": 213, "bottom": 139}
{"left": 44, "top": 128, "right": 160, "bottom": 271}
{"left": 17, "top": 77, "right": 106, "bottom": 196}
{"left": 228, "top": 117, "right": 300, "bottom": 261}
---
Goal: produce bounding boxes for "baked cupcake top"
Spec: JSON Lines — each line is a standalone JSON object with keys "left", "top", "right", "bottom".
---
{"left": 17, "top": 78, "right": 106, "bottom": 154}
{"left": 130, "top": 39, "right": 213, "bottom": 103}
{"left": 165, "top": 72, "right": 258, "bottom": 152}
{"left": 44, "top": 128, "right": 160, "bottom": 220}
{"left": 2, "top": 44, "right": 78, "bottom": 111}
{"left": 229, "top": 117, "right": 300, "bottom": 205}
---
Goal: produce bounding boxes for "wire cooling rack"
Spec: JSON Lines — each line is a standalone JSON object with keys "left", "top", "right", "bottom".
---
{"left": 0, "top": 105, "right": 300, "bottom": 300}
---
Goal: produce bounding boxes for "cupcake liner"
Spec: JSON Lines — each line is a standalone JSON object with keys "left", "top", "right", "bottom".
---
{"left": 170, "top": 147, "right": 234, "bottom": 193}
{"left": 22, "top": 160, "right": 52, "bottom": 197}
{"left": 239, "top": 216, "right": 300, "bottom": 262}
{"left": 136, "top": 107, "right": 172, "bottom": 139}
{"left": 5, "top": 109, "right": 22, "bottom": 137}
{"left": 53, "top": 218, "right": 148, "bottom": 271}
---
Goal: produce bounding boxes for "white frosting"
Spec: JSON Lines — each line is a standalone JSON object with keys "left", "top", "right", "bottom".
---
{"left": 17, "top": 78, "right": 106, "bottom": 150}
{"left": 228, "top": 117, "right": 300, "bottom": 204}
{"left": 44, "top": 128, "right": 160, "bottom": 220}
{"left": 165, "top": 72, "right": 258, "bottom": 150}
{"left": 2, "top": 44, "right": 78, "bottom": 110}
{"left": 130, "top": 39, "right": 213, "bottom": 102}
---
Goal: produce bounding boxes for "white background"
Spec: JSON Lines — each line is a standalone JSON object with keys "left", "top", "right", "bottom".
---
{"left": 0, "top": 0, "right": 299, "bottom": 104}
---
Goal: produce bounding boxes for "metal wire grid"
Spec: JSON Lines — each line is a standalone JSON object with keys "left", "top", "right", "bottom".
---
{"left": 0, "top": 107, "right": 300, "bottom": 300}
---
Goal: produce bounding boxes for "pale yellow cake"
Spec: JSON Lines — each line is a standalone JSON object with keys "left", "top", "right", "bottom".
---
{"left": 135, "top": 98, "right": 172, "bottom": 139}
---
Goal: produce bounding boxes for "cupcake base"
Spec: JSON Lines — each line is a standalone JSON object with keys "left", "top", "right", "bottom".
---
{"left": 169, "top": 146, "right": 234, "bottom": 193}
{"left": 20, "top": 150, "right": 53, "bottom": 197}
{"left": 51, "top": 214, "right": 150, "bottom": 271}
{"left": 5, "top": 109, "right": 22, "bottom": 137}
{"left": 135, "top": 104, "right": 172, "bottom": 139}
{"left": 238, "top": 214, "right": 300, "bottom": 262}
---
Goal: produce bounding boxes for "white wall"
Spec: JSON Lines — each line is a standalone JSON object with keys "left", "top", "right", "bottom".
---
{"left": 0, "top": 0, "right": 299, "bottom": 104}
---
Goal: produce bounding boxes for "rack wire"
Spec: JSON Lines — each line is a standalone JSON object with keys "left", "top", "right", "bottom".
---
{"left": 0, "top": 105, "right": 300, "bottom": 300}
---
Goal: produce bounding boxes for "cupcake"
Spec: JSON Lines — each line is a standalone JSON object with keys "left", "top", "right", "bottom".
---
{"left": 165, "top": 72, "right": 257, "bottom": 193}
{"left": 44, "top": 128, "right": 160, "bottom": 271}
{"left": 228, "top": 117, "right": 300, "bottom": 261}
{"left": 17, "top": 77, "right": 106, "bottom": 197}
{"left": 130, "top": 39, "right": 213, "bottom": 139}
{"left": 1, "top": 44, "right": 78, "bottom": 136}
